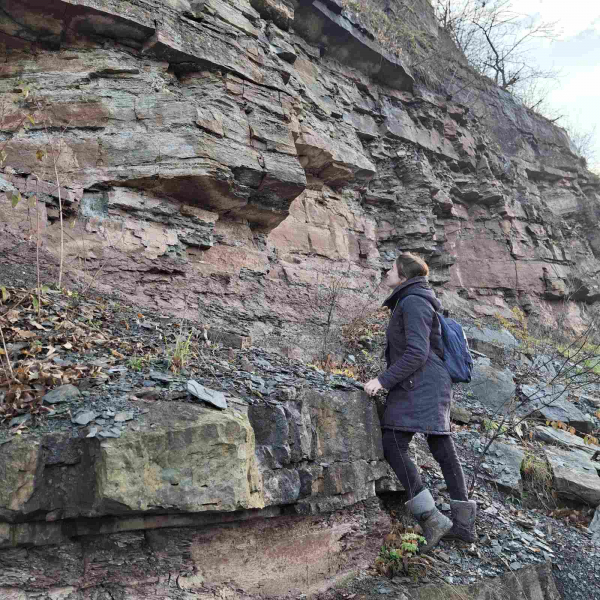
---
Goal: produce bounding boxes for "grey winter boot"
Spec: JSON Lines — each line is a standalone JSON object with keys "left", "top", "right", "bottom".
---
{"left": 405, "top": 489, "right": 453, "bottom": 552}
{"left": 443, "top": 499, "right": 477, "bottom": 543}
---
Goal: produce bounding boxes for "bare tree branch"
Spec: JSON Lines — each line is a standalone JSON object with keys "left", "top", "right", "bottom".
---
{"left": 432, "top": 0, "right": 561, "bottom": 104}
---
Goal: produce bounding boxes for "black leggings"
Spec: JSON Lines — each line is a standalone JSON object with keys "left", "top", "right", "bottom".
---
{"left": 382, "top": 429, "right": 468, "bottom": 501}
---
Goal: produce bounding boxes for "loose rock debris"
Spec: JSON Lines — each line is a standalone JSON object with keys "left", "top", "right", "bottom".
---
{"left": 1, "top": 284, "right": 600, "bottom": 599}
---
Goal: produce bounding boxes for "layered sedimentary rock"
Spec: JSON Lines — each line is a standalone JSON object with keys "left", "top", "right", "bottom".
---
{"left": 0, "top": 390, "right": 397, "bottom": 597}
{"left": 1, "top": 0, "right": 598, "bottom": 357}
{"left": 0, "top": 390, "right": 396, "bottom": 530}
{"left": 0, "top": 3, "right": 589, "bottom": 597}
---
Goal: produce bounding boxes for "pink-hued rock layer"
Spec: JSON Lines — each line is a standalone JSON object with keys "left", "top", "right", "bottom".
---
{"left": 1, "top": 0, "right": 599, "bottom": 356}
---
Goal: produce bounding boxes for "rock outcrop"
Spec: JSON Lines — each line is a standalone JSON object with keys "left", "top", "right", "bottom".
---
{"left": 0, "top": 1, "right": 598, "bottom": 597}
{"left": 0, "top": 388, "right": 398, "bottom": 531}
{"left": 0, "top": 386, "right": 398, "bottom": 596}
{"left": 1, "top": 0, "right": 599, "bottom": 359}
{"left": 1, "top": 291, "right": 596, "bottom": 597}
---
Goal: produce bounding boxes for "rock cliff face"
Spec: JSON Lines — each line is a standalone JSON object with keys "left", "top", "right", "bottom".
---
{"left": 0, "top": 4, "right": 596, "bottom": 597}
{"left": 1, "top": 0, "right": 599, "bottom": 357}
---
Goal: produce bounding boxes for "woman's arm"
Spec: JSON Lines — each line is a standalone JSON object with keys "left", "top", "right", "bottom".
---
{"left": 377, "top": 296, "right": 434, "bottom": 390}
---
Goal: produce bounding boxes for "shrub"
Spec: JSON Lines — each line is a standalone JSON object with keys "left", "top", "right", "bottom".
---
{"left": 374, "top": 532, "right": 427, "bottom": 577}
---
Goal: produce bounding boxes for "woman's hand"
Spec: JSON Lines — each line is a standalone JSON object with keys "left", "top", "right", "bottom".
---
{"left": 364, "top": 378, "right": 383, "bottom": 397}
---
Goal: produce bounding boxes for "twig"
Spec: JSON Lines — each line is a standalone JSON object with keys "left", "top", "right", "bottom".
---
{"left": 35, "top": 195, "right": 41, "bottom": 319}
{"left": 80, "top": 226, "right": 128, "bottom": 297}
{"left": 0, "top": 324, "right": 14, "bottom": 379}
{"left": 52, "top": 145, "right": 64, "bottom": 290}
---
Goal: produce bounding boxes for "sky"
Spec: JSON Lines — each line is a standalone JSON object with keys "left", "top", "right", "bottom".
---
{"left": 516, "top": 0, "right": 600, "bottom": 170}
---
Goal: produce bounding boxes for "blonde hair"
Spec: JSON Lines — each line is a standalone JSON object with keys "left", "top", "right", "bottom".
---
{"left": 396, "top": 252, "right": 429, "bottom": 279}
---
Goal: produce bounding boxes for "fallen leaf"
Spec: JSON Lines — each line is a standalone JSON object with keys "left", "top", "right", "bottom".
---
{"left": 29, "top": 321, "right": 46, "bottom": 331}
{"left": 13, "top": 329, "right": 37, "bottom": 339}
{"left": 63, "top": 342, "right": 73, "bottom": 350}
{"left": 6, "top": 309, "right": 20, "bottom": 323}
{"left": 10, "top": 191, "right": 21, "bottom": 208}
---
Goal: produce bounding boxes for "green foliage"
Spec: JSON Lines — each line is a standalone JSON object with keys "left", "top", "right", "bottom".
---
{"left": 128, "top": 357, "right": 144, "bottom": 372}
{"left": 521, "top": 452, "right": 552, "bottom": 486}
{"left": 6, "top": 191, "right": 22, "bottom": 208}
{"left": 167, "top": 330, "right": 194, "bottom": 373}
{"left": 495, "top": 307, "right": 538, "bottom": 351}
{"left": 495, "top": 308, "right": 600, "bottom": 374}
{"left": 521, "top": 451, "right": 553, "bottom": 506}
{"left": 375, "top": 533, "right": 427, "bottom": 577}
{"left": 482, "top": 418, "right": 507, "bottom": 435}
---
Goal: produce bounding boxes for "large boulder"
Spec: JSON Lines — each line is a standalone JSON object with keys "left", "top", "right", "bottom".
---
{"left": 480, "top": 441, "right": 525, "bottom": 495}
{"left": 545, "top": 446, "right": 600, "bottom": 506}
{"left": 0, "top": 389, "right": 400, "bottom": 535}
{"left": 523, "top": 384, "right": 594, "bottom": 433}
{"left": 97, "top": 405, "right": 263, "bottom": 514}
{"left": 249, "top": 390, "right": 401, "bottom": 514}
{"left": 467, "top": 358, "right": 516, "bottom": 413}
{"left": 534, "top": 425, "right": 595, "bottom": 455}
{"left": 464, "top": 326, "right": 519, "bottom": 360}
{"left": 0, "top": 403, "right": 264, "bottom": 522}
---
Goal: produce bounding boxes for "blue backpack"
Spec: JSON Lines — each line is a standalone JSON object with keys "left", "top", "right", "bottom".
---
{"left": 401, "top": 296, "right": 474, "bottom": 384}
{"left": 436, "top": 313, "right": 474, "bottom": 383}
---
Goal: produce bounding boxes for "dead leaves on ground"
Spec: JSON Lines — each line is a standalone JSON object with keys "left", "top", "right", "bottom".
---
{"left": 548, "top": 507, "right": 593, "bottom": 529}
{"left": 0, "top": 285, "right": 154, "bottom": 429}
{"left": 546, "top": 419, "right": 599, "bottom": 446}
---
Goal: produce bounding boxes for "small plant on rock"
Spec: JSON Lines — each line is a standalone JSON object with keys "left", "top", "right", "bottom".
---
{"left": 521, "top": 450, "right": 554, "bottom": 506}
{"left": 128, "top": 357, "right": 144, "bottom": 372}
{"left": 482, "top": 418, "right": 508, "bottom": 435}
{"left": 168, "top": 330, "right": 194, "bottom": 373}
{"left": 375, "top": 532, "right": 427, "bottom": 578}
{"left": 522, "top": 452, "right": 552, "bottom": 487}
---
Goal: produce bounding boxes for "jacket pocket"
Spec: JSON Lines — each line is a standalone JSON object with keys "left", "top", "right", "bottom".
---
{"left": 400, "top": 376, "right": 415, "bottom": 391}
{"left": 401, "top": 366, "right": 425, "bottom": 392}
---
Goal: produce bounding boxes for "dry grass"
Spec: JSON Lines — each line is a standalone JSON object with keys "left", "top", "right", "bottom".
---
{"left": 339, "top": 0, "right": 434, "bottom": 60}
{"left": 521, "top": 450, "right": 554, "bottom": 508}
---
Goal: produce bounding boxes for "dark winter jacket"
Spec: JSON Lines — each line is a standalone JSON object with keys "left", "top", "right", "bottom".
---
{"left": 378, "top": 276, "right": 452, "bottom": 435}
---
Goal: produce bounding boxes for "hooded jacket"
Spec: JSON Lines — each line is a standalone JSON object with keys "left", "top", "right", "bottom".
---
{"left": 378, "top": 276, "right": 452, "bottom": 435}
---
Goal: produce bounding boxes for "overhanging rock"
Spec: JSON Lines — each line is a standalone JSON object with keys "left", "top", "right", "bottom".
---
{"left": 293, "top": 0, "right": 415, "bottom": 92}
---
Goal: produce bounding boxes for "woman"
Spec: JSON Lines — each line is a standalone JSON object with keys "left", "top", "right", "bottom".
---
{"left": 364, "top": 253, "right": 476, "bottom": 550}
